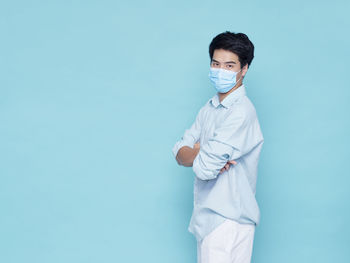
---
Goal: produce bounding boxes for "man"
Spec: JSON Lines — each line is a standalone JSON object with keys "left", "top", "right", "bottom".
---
{"left": 172, "top": 31, "right": 264, "bottom": 263}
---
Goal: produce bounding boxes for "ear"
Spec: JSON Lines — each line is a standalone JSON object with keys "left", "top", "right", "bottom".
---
{"left": 241, "top": 64, "right": 248, "bottom": 77}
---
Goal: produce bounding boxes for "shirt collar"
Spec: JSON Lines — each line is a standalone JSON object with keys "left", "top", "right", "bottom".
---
{"left": 210, "top": 84, "right": 247, "bottom": 109}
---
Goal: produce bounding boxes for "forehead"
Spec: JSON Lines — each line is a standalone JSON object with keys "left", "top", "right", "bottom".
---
{"left": 212, "top": 49, "right": 239, "bottom": 62}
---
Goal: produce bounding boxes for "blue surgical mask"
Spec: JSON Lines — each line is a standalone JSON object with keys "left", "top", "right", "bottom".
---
{"left": 208, "top": 67, "right": 242, "bottom": 93}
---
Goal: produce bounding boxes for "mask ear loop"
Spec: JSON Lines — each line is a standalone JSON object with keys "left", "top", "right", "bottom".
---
{"left": 235, "top": 68, "right": 243, "bottom": 84}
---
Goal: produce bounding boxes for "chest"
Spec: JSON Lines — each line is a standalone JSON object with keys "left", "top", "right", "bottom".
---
{"left": 199, "top": 106, "right": 228, "bottom": 144}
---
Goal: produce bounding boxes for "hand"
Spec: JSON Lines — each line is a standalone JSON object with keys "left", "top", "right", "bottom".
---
{"left": 219, "top": 160, "right": 237, "bottom": 174}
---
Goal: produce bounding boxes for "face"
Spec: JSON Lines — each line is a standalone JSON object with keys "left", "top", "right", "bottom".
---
{"left": 210, "top": 48, "right": 248, "bottom": 81}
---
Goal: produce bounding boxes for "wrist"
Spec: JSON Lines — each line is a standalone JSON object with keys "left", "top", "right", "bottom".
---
{"left": 193, "top": 147, "right": 200, "bottom": 158}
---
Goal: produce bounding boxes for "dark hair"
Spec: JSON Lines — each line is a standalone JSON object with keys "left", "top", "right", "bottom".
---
{"left": 209, "top": 31, "right": 254, "bottom": 68}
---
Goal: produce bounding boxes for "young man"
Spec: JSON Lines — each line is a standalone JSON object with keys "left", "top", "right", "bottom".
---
{"left": 172, "top": 31, "right": 264, "bottom": 263}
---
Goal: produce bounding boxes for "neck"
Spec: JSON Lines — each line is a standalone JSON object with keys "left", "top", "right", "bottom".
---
{"left": 218, "top": 81, "right": 243, "bottom": 103}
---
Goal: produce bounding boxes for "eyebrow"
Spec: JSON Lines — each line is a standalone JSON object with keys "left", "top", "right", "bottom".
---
{"left": 211, "top": 59, "right": 236, "bottom": 64}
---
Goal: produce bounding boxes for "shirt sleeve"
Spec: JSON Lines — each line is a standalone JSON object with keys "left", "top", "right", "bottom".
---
{"left": 192, "top": 109, "right": 262, "bottom": 181}
{"left": 172, "top": 107, "right": 203, "bottom": 159}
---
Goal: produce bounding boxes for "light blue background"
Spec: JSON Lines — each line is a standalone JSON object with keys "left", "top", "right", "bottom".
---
{"left": 1, "top": 0, "right": 349, "bottom": 262}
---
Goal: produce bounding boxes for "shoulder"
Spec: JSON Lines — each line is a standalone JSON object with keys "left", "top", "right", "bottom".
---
{"left": 224, "top": 95, "right": 258, "bottom": 125}
{"left": 192, "top": 98, "right": 212, "bottom": 123}
{"left": 198, "top": 97, "right": 212, "bottom": 116}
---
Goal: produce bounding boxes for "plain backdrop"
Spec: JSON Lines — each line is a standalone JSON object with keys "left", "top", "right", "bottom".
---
{"left": 1, "top": 0, "right": 350, "bottom": 262}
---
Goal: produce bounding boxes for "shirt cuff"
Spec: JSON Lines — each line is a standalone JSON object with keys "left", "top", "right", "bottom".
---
{"left": 192, "top": 153, "right": 217, "bottom": 181}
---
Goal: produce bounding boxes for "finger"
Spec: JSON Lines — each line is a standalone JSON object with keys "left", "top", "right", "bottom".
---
{"left": 228, "top": 160, "right": 237, "bottom": 165}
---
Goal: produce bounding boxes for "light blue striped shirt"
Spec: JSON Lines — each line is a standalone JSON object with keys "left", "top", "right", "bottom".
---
{"left": 172, "top": 84, "right": 264, "bottom": 242}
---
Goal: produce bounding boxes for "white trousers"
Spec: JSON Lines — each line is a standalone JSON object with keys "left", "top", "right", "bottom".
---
{"left": 196, "top": 218, "right": 255, "bottom": 263}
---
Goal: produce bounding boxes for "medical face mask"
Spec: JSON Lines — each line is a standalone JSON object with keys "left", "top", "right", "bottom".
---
{"left": 208, "top": 67, "right": 242, "bottom": 93}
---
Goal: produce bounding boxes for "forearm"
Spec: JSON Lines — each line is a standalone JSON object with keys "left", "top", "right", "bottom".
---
{"left": 176, "top": 146, "right": 200, "bottom": 167}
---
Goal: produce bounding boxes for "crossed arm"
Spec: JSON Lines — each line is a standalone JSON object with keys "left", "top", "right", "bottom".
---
{"left": 173, "top": 108, "right": 240, "bottom": 179}
{"left": 172, "top": 108, "right": 259, "bottom": 181}
{"left": 176, "top": 142, "right": 236, "bottom": 173}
